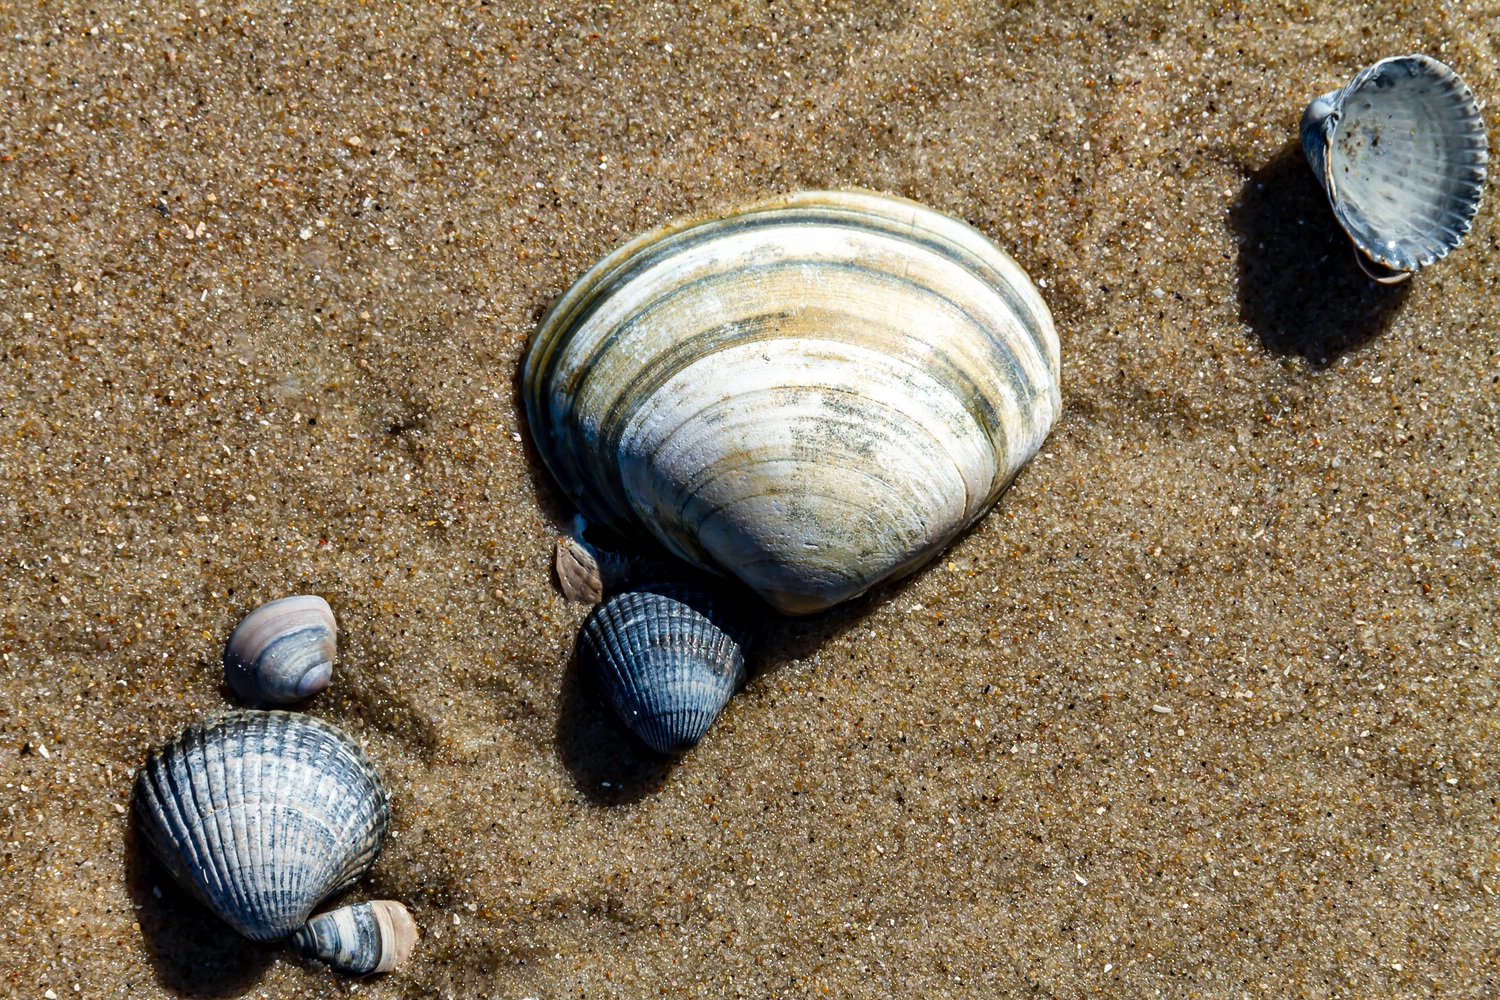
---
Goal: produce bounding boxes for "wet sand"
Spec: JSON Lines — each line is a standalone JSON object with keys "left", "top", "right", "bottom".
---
{"left": 2, "top": 2, "right": 1497, "bottom": 997}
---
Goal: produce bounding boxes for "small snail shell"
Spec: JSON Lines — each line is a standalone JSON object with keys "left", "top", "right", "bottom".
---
{"left": 555, "top": 515, "right": 627, "bottom": 604}
{"left": 580, "top": 581, "right": 750, "bottom": 754}
{"left": 1301, "top": 54, "right": 1488, "bottom": 282}
{"left": 292, "top": 900, "right": 418, "bottom": 976}
{"left": 224, "top": 595, "right": 337, "bottom": 704}
{"left": 525, "top": 190, "right": 1060, "bottom": 614}
{"left": 133, "top": 711, "right": 390, "bottom": 943}
{"left": 554, "top": 515, "right": 677, "bottom": 605}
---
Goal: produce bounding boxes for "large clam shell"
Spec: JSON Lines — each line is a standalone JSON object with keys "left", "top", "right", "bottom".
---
{"left": 133, "top": 711, "right": 390, "bottom": 942}
{"left": 1300, "top": 54, "right": 1488, "bottom": 282}
{"left": 524, "top": 190, "right": 1061, "bottom": 615}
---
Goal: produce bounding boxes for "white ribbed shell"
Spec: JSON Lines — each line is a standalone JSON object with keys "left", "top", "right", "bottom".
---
{"left": 1301, "top": 54, "right": 1488, "bottom": 279}
{"left": 524, "top": 190, "right": 1061, "bottom": 614}
{"left": 133, "top": 711, "right": 389, "bottom": 941}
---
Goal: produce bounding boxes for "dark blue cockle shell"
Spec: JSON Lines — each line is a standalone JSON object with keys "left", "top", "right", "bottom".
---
{"left": 580, "top": 581, "right": 752, "bottom": 754}
{"left": 133, "top": 711, "right": 389, "bottom": 942}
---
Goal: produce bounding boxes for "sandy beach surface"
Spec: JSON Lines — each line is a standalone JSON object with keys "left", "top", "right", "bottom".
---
{"left": 2, "top": 2, "right": 1498, "bottom": 996}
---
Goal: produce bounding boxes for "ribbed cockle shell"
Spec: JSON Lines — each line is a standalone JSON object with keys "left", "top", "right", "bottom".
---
{"left": 223, "top": 595, "right": 337, "bottom": 705}
{"left": 580, "top": 581, "right": 750, "bottom": 753}
{"left": 292, "top": 900, "right": 418, "bottom": 976}
{"left": 133, "top": 711, "right": 389, "bottom": 942}
{"left": 1301, "top": 54, "right": 1488, "bottom": 282}
{"left": 524, "top": 190, "right": 1061, "bottom": 614}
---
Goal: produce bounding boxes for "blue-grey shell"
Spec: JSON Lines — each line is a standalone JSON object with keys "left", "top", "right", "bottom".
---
{"left": 132, "top": 711, "right": 389, "bottom": 941}
{"left": 1301, "top": 54, "right": 1488, "bottom": 275}
{"left": 223, "top": 595, "right": 337, "bottom": 705}
{"left": 580, "top": 582, "right": 750, "bottom": 754}
{"left": 523, "top": 190, "right": 1060, "bottom": 615}
{"left": 292, "top": 900, "right": 417, "bottom": 976}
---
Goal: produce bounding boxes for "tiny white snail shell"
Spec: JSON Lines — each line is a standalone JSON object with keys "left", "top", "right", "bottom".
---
{"left": 223, "top": 595, "right": 337, "bottom": 704}
{"left": 525, "top": 190, "right": 1061, "bottom": 614}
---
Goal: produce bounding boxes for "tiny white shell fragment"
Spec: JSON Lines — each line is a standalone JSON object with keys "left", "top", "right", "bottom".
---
{"left": 555, "top": 530, "right": 606, "bottom": 605}
{"left": 553, "top": 515, "right": 675, "bottom": 604}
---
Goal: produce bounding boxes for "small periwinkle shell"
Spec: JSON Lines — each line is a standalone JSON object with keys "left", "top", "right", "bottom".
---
{"left": 224, "top": 595, "right": 337, "bottom": 704}
{"left": 524, "top": 190, "right": 1060, "bottom": 615}
{"left": 555, "top": 515, "right": 630, "bottom": 605}
{"left": 1301, "top": 54, "right": 1488, "bottom": 282}
{"left": 292, "top": 900, "right": 418, "bottom": 976}
{"left": 580, "top": 581, "right": 750, "bottom": 754}
{"left": 554, "top": 515, "right": 676, "bottom": 605}
{"left": 133, "top": 711, "right": 390, "bottom": 942}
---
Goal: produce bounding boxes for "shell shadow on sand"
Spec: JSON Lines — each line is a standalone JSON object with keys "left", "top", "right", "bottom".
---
{"left": 555, "top": 646, "right": 682, "bottom": 805}
{"left": 122, "top": 814, "right": 274, "bottom": 998}
{"left": 1230, "top": 141, "right": 1411, "bottom": 364}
